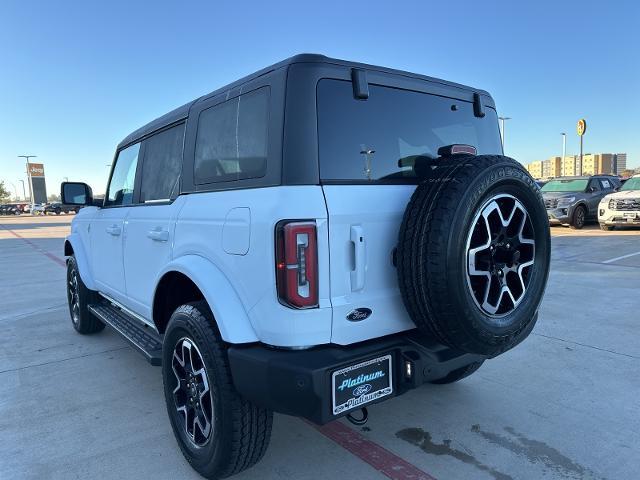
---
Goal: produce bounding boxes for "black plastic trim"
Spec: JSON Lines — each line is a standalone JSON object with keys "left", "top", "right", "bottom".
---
{"left": 228, "top": 330, "right": 485, "bottom": 425}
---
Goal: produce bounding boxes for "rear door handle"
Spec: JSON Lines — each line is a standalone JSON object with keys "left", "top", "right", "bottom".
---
{"left": 350, "top": 225, "right": 366, "bottom": 291}
{"left": 105, "top": 224, "right": 121, "bottom": 236}
{"left": 147, "top": 228, "right": 169, "bottom": 242}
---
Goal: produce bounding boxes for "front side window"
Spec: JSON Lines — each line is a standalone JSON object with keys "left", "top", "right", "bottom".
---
{"left": 194, "top": 87, "right": 269, "bottom": 184}
{"left": 140, "top": 123, "right": 185, "bottom": 202}
{"left": 106, "top": 143, "right": 140, "bottom": 206}
{"left": 589, "top": 179, "right": 601, "bottom": 192}
{"left": 317, "top": 80, "right": 503, "bottom": 183}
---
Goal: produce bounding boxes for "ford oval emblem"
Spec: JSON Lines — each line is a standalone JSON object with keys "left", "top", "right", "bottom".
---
{"left": 353, "top": 384, "right": 373, "bottom": 397}
{"left": 346, "top": 308, "right": 372, "bottom": 322}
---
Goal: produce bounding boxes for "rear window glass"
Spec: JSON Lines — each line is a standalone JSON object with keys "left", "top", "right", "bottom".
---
{"left": 194, "top": 87, "right": 269, "bottom": 184}
{"left": 317, "top": 80, "right": 502, "bottom": 182}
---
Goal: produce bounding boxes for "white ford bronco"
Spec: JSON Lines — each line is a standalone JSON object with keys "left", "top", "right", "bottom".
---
{"left": 61, "top": 54, "right": 550, "bottom": 479}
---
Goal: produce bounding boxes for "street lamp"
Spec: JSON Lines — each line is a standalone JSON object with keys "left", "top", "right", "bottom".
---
{"left": 19, "top": 180, "right": 26, "bottom": 201}
{"left": 498, "top": 117, "right": 512, "bottom": 152}
{"left": 18, "top": 155, "right": 37, "bottom": 205}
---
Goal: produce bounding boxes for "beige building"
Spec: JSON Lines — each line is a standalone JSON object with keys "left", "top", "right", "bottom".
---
{"left": 542, "top": 156, "right": 562, "bottom": 178}
{"left": 582, "top": 153, "right": 615, "bottom": 175}
{"left": 526, "top": 160, "right": 543, "bottom": 179}
{"left": 527, "top": 152, "right": 626, "bottom": 178}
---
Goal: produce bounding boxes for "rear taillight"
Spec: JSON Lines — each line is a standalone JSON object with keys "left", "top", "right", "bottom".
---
{"left": 275, "top": 221, "right": 318, "bottom": 309}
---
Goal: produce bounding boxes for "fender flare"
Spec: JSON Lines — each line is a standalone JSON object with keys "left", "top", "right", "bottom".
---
{"left": 154, "top": 255, "right": 259, "bottom": 344}
{"left": 64, "top": 234, "right": 96, "bottom": 290}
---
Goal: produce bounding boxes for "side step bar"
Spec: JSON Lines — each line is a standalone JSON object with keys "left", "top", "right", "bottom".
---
{"left": 88, "top": 300, "right": 163, "bottom": 366}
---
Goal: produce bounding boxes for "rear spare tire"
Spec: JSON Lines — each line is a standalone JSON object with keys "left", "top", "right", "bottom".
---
{"left": 397, "top": 155, "right": 550, "bottom": 357}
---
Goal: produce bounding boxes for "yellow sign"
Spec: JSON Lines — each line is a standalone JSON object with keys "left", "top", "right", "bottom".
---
{"left": 577, "top": 119, "right": 587, "bottom": 136}
{"left": 28, "top": 163, "right": 45, "bottom": 177}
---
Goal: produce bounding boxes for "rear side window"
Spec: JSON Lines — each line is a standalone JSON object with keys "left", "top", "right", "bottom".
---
{"left": 105, "top": 142, "right": 140, "bottom": 207}
{"left": 317, "top": 80, "right": 502, "bottom": 182}
{"left": 140, "top": 123, "right": 185, "bottom": 202}
{"left": 194, "top": 87, "right": 269, "bottom": 184}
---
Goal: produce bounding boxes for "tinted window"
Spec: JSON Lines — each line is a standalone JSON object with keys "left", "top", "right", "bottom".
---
{"left": 195, "top": 87, "right": 269, "bottom": 184}
{"left": 599, "top": 178, "right": 612, "bottom": 190}
{"left": 541, "top": 179, "right": 589, "bottom": 192}
{"left": 140, "top": 124, "right": 185, "bottom": 202}
{"left": 317, "top": 80, "right": 502, "bottom": 182}
{"left": 589, "top": 179, "right": 601, "bottom": 192}
{"left": 106, "top": 143, "right": 140, "bottom": 206}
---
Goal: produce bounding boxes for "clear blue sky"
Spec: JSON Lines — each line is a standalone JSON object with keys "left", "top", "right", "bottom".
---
{"left": 1, "top": 0, "right": 638, "bottom": 196}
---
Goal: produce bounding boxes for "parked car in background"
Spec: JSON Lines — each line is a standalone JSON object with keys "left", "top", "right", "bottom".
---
{"left": 598, "top": 174, "right": 640, "bottom": 230}
{"left": 536, "top": 180, "right": 547, "bottom": 188}
{"left": 44, "top": 202, "right": 80, "bottom": 215}
{"left": 30, "top": 203, "right": 46, "bottom": 215}
{"left": 0, "top": 204, "right": 21, "bottom": 215}
{"left": 542, "top": 175, "right": 620, "bottom": 229}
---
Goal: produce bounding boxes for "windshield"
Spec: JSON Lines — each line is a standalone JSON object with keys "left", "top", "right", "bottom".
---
{"left": 541, "top": 179, "right": 588, "bottom": 192}
{"left": 317, "top": 79, "right": 503, "bottom": 183}
{"left": 621, "top": 177, "right": 640, "bottom": 191}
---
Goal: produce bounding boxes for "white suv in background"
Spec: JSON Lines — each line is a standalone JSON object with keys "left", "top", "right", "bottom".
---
{"left": 599, "top": 175, "right": 640, "bottom": 230}
{"left": 60, "top": 54, "right": 550, "bottom": 479}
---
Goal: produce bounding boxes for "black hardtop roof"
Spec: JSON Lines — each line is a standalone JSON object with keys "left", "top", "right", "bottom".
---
{"left": 117, "top": 53, "right": 494, "bottom": 149}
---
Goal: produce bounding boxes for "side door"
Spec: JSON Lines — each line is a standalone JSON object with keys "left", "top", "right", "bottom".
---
{"left": 586, "top": 178, "right": 603, "bottom": 218}
{"left": 91, "top": 142, "right": 141, "bottom": 303}
{"left": 122, "top": 122, "right": 186, "bottom": 320}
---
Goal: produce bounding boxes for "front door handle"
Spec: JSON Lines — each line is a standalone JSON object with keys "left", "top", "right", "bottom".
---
{"left": 350, "top": 225, "right": 366, "bottom": 291}
{"left": 147, "top": 228, "right": 169, "bottom": 242}
{"left": 106, "top": 224, "right": 121, "bottom": 236}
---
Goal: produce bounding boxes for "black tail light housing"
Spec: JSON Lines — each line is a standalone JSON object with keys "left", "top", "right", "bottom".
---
{"left": 275, "top": 221, "right": 318, "bottom": 309}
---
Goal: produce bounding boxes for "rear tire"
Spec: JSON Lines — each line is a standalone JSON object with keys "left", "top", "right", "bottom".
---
{"left": 162, "top": 301, "right": 273, "bottom": 479}
{"left": 570, "top": 205, "right": 586, "bottom": 229}
{"left": 66, "top": 256, "right": 104, "bottom": 334}
{"left": 397, "top": 155, "right": 550, "bottom": 357}
{"left": 431, "top": 361, "right": 484, "bottom": 384}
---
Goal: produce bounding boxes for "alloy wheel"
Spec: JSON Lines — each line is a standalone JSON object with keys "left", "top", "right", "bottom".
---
{"left": 466, "top": 194, "right": 536, "bottom": 318}
{"left": 68, "top": 268, "right": 80, "bottom": 325}
{"left": 171, "top": 337, "right": 214, "bottom": 447}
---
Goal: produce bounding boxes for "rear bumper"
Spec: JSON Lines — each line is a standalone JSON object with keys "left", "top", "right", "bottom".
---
{"left": 228, "top": 331, "right": 484, "bottom": 425}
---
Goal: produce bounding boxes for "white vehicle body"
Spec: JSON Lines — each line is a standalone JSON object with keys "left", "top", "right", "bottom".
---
{"left": 598, "top": 175, "right": 640, "bottom": 227}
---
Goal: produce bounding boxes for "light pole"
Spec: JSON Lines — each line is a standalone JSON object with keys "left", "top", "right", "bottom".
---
{"left": 498, "top": 117, "right": 511, "bottom": 152}
{"left": 561, "top": 133, "right": 566, "bottom": 176}
{"left": 19, "top": 180, "right": 26, "bottom": 201}
{"left": 18, "top": 155, "right": 37, "bottom": 205}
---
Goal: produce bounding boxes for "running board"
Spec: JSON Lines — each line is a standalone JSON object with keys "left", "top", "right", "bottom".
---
{"left": 88, "top": 300, "right": 163, "bottom": 366}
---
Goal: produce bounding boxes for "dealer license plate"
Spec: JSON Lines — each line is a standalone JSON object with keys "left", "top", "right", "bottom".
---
{"left": 332, "top": 355, "right": 393, "bottom": 415}
{"left": 624, "top": 212, "right": 636, "bottom": 221}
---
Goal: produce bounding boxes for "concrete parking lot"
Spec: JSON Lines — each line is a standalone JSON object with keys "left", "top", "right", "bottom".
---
{"left": 1, "top": 215, "right": 639, "bottom": 480}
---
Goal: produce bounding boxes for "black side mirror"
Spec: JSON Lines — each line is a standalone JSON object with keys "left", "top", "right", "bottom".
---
{"left": 61, "top": 182, "right": 94, "bottom": 206}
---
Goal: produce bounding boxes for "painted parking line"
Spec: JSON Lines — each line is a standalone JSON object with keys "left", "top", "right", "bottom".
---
{"left": 602, "top": 250, "right": 640, "bottom": 264}
{"left": 0, "top": 224, "right": 66, "bottom": 267}
{"left": 2, "top": 222, "right": 439, "bottom": 480}
{"left": 311, "top": 420, "right": 437, "bottom": 480}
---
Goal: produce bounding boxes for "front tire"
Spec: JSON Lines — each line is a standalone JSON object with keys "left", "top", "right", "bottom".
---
{"left": 162, "top": 302, "right": 273, "bottom": 479}
{"left": 66, "top": 256, "right": 104, "bottom": 334}
{"left": 570, "top": 205, "right": 586, "bottom": 229}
